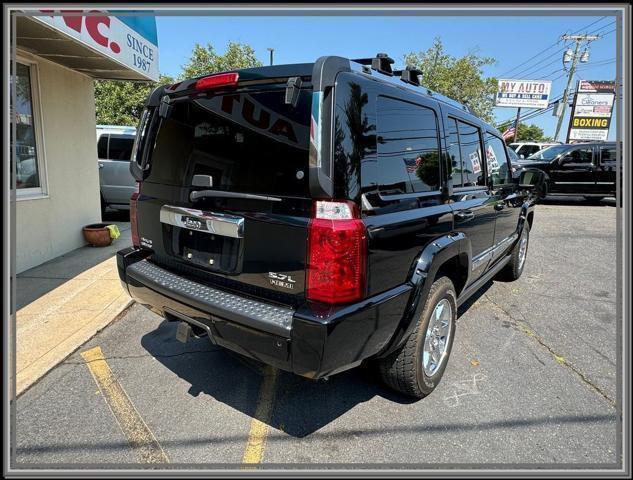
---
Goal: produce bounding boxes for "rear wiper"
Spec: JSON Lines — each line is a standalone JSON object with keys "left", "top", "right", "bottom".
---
{"left": 190, "top": 190, "right": 282, "bottom": 202}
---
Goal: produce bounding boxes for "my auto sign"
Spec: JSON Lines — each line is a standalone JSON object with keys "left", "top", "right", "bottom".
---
{"left": 33, "top": 11, "right": 159, "bottom": 81}
{"left": 567, "top": 80, "right": 615, "bottom": 142}
{"left": 496, "top": 79, "right": 552, "bottom": 108}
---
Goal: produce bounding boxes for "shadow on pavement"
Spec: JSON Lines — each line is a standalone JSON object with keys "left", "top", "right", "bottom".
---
{"left": 16, "top": 411, "right": 617, "bottom": 459}
{"left": 16, "top": 220, "right": 131, "bottom": 310}
{"left": 140, "top": 282, "right": 492, "bottom": 438}
{"left": 141, "top": 319, "right": 417, "bottom": 438}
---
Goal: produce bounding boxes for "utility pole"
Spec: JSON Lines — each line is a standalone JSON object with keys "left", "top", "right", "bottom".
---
{"left": 267, "top": 48, "right": 274, "bottom": 66}
{"left": 513, "top": 107, "right": 521, "bottom": 143}
{"left": 554, "top": 34, "right": 599, "bottom": 141}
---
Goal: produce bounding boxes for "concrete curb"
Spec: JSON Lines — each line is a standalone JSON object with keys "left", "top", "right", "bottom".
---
{"left": 16, "top": 256, "right": 134, "bottom": 396}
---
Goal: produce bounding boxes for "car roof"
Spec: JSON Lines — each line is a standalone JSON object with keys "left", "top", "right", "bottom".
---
{"left": 97, "top": 125, "right": 136, "bottom": 135}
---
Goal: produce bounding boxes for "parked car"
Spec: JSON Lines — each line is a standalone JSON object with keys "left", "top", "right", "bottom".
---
{"left": 512, "top": 142, "right": 618, "bottom": 200}
{"left": 508, "top": 141, "right": 560, "bottom": 159}
{"left": 97, "top": 125, "right": 137, "bottom": 214}
{"left": 117, "top": 55, "right": 544, "bottom": 398}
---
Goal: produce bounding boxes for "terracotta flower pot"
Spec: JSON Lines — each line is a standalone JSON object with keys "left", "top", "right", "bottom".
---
{"left": 82, "top": 223, "right": 113, "bottom": 247}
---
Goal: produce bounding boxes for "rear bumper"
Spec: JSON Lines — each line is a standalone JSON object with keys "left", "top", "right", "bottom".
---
{"left": 117, "top": 247, "right": 412, "bottom": 378}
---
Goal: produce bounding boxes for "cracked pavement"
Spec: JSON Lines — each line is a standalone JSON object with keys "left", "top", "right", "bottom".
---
{"left": 13, "top": 198, "right": 620, "bottom": 468}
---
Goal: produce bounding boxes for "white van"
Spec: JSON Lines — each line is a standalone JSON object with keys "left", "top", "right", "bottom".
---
{"left": 96, "top": 125, "right": 137, "bottom": 214}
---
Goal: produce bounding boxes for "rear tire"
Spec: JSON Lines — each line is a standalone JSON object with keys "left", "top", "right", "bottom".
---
{"left": 497, "top": 222, "right": 530, "bottom": 281}
{"left": 376, "top": 276, "right": 457, "bottom": 399}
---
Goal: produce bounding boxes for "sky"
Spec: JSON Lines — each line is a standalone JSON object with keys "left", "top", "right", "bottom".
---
{"left": 155, "top": 14, "right": 618, "bottom": 141}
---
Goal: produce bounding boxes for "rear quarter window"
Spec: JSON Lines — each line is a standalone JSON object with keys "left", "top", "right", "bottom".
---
{"left": 374, "top": 96, "right": 441, "bottom": 194}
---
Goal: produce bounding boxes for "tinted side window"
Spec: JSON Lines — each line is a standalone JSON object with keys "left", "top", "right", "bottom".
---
{"left": 97, "top": 134, "right": 108, "bottom": 160}
{"left": 376, "top": 96, "right": 440, "bottom": 194}
{"left": 522, "top": 145, "right": 540, "bottom": 157}
{"left": 447, "top": 118, "right": 463, "bottom": 187}
{"left": 457, "top": 120, "right": 485, "bottom": 187}
{"left": 562, "top": 147, "right": 593, "bottom": 164}
{"left": 601, "top": 146, "right": 617, "bottom": 164}
{"left": 108, "top": 134, "right": 134, "bottom": 161}
{"left": 485, "top": 133, "right": 512, "bottom": 186}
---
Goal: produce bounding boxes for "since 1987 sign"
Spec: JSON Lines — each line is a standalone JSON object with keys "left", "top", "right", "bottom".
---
{"left": 33, "top": 11, "right": 159, "bottom": 81}
{"left": 496, "top": 79, "right": 552, "bottom": 109}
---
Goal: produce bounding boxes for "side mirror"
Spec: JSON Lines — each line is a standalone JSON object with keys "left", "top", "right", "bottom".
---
{"left": 519, "top": 168, "right": 546, "bottom": 198}
{"left": 519, "top": 154, "right": 525, "bottom": 159}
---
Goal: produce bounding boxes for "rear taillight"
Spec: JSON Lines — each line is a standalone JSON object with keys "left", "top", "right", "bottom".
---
{"left": 130, "top": 182, "right": 140, "bottom": 247}
{"left": 194, "top": 72, "right": 239, "bottom": 91}
{"left": 306, "top": 200, "right": 367, "bottom": 305}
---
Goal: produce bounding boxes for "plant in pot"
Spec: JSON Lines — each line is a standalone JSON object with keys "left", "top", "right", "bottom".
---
{"left": 82, "top": 223, "right": 119, "bottom": 247}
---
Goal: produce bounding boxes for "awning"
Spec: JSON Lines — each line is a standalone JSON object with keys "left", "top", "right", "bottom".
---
{"left": 15, "top": 12, "right": 159, "bottom": 82}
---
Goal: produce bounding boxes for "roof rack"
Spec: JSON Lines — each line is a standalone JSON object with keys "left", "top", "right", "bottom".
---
{"left": 393, "top": 65, "right": 423, "bottom": 86}
{"left": 351, "top": 53, "right": 394, "bottom": 76}
{"left": 351, "top": 54, "right": 471, "bottom": 114}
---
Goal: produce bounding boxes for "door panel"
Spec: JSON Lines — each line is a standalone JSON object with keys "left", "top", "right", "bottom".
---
{"left": 104, "top": 160, "right": 136, "bottom": 205}
{"left": 596, "top": 144, "right": 617, "bottom": 195}
{"left": 548, "top": 146, "right": 596, "bottom": 194}
{"left": 439, "top": 110, "right": 496, "bottom": 281}
{"left": 485, "top": 132, "right": 524, "bottom": 255}
{"left": 450, "top": 189, "right": 496, "bottom": 279}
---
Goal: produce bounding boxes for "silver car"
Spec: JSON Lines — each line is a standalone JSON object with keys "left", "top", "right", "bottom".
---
{"left": 97, "top": 125, "right": 136, "bottom": 214}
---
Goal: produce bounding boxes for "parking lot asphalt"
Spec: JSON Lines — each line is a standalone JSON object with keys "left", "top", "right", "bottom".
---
{"left": 14, "top": 197, "right": 620, "bottom": 469}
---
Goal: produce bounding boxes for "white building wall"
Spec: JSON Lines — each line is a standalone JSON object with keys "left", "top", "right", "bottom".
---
{"left": 16, "top": 53, "right": 101, "bottom": 273}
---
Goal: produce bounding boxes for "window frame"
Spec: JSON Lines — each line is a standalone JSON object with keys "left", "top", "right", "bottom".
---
{"left": 97, "top": 133, "right": 110, "bottom": 160}
{"left": 107, "top": 133, "right": 136, "bottom": 162}
{"left": 450, "top": 116, "right": 488, "bottom": 193}
{"left": 14, "top": 56, "right": 48, "bottom": 200}
{"left": 485, "top": 130, "right": 514, "bottom": 187}
{"left": 558, "top": 145, "right": 595, "bottom": 166}
{"left": 599, "top": 144, "right": 617, "bottom": 165}
{"left": 374, "top": 94, "right": 443, "bottom": 198}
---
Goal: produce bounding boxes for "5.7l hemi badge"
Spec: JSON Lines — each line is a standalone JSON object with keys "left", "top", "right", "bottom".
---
{"left": 268, "top": 272, "right": 296, "bottom": 290}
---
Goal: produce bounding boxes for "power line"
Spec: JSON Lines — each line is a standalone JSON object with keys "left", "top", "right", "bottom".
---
{"left": 497, "top": 16, "right": 610, "bottom": 78}
{"left": 499, "top": 20, "right": 616, "bottom": 81}
{"left": 513, "top": 23, "right": 614, "bottom": 79}
{"left": 497, "top": 92, "right": 569, "bottom": 126}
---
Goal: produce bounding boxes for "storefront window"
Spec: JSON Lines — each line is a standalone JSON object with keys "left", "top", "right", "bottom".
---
{"left": 14, "top": 62, "right": 41, "bottom": 190}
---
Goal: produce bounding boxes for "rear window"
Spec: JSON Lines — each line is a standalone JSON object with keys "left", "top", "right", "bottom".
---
{"left": 145, "top": 88, "right": 312, "bottom": 197}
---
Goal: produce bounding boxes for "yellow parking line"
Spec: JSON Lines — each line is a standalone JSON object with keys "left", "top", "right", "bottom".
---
{"left": 81, "top": 346, "right": 169, "bottom": 464}
{"left": 241, "top": 366, "right": 279, "bottom": 466}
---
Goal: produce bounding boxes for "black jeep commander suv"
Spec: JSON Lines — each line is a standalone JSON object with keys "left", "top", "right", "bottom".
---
{"left": 117, "top": 54, "right": 543, "bottom": 398}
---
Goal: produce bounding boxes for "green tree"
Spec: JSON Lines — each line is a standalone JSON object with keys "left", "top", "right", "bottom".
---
{"left": 94, "top": 40, "right": 262, "bottom": 126}
{"left": 403, "top": 37, "right": 498, "bottom": 122}
{"left": 180, "top": 41, "right": 262, "bottom": 79}
{"left": 496, "top": 122, "right": 553, "bottom": 142}
{"left": 94, "top": 74, "right": 174, "bottom": 126}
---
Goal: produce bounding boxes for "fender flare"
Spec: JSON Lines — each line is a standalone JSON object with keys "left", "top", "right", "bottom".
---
{"left": 518, "top": 200, "right": 536, "bottom": 233}
{"left": 377, "top": 232, "right": 470, "bottom": 358}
